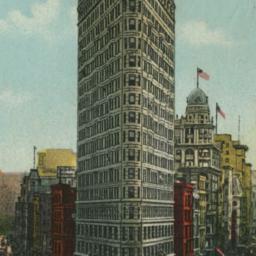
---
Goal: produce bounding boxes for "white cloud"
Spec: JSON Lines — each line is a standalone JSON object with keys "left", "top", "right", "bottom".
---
{"left": 179, "top": 20, "right": 233, "bottom": 47}
{"left": 0, "top": 20, "right": 8, "bottom": 32}
{"left": 0, "top": 0, "right": 60, "bottom": 40}
{"left": 0, "top": 89, "right": 32, "bottom": 107}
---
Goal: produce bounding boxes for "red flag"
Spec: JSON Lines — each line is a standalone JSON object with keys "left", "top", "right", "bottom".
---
{"left": 197, "top": 68, "right": 210, "bottom": 80}
{"left": 216, "top": 103, "right": 225, "bottom": 119}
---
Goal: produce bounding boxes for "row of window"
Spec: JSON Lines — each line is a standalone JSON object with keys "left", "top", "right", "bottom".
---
{"left": 78, "top": 168, "right": 119, "bottom": 187}
{"left": 143, "top": 39, "right": 174, "bottom": 73}
{"left": 79, "top": 0, "right": 120, "bottom": 39}
{"left": 142, "top": 96, "right": 174, "bottom": 122}
{"left": 79, "top": 70, "right": 171, "bottom": 106}
{"left": 142, "top": 206, "right": 173, "bottom": 218}
{"left": 143, "top": 187, "right": 173, "bottom": 201}
{"left": 79, "top": 56, "right": 120, "bottom": 82}
{"left": 142, "top": 168, "right": 173, "bottom": 185}
{"left": 143, "top": 224, "right": 173, "bottom": 240}
{"left": 79, "top": 131, "right": 120, "bottom": 156}
{"left": 76, "top": 223, "right": 173, "bottom": 242}
{"left": 143, "top": 132, "right": 174, "bottom": 154}
{"left": 76, "top": 240, "right": 174, "bottom": 256}
{"left": 76, "top": 241, "right": 118, "bottom": 256}
{"left": 142, "top": 76, "right": 174, "bottom": 103}
{"left": 80, "top": 94, "right": 173, "bottom": 125}
{"left": 143, "top": 150, "right": 173, "bottom": 170}
{"left": 142, "top": 21, "right": 172, "bottom": 60}
{"left": 79, "top": 38, "right": 120, "bottom": 68}
{"left": 144, "top": 58, "right": 174, "bottom": 80}
{"left": 175, "top": 159, "right": 211, "bottom": 168}
{"left": 78, "top": 95, "right": 120, "bottom": 125}
{"left": 77, "top": 206, "right": 119, "bottom": 220}
{"left": 78, "top": 187, "right": 119, "bottom": 201}
{"left": 79, "top": 150, "right": 173, "bottom": 173}
{"left": 79, "top": 71, "right": 173, "bottom": 106}
{"left": 78, "top": 114, "right": 120, "bottom": 140}
{"left": 77, "top": 186, "right": 172, "bottom": 201}
{"left": 79, "top": 75, "right": 120, "bottom": 103}
{"left": 143, "top": 114, "right": 174, "bottom": 139}
{"left": 146, "top": 0, "right": 174, "bottom": 31}
{"left": 77, "top": 204, "right": 173, "bottom": 221}
{"left": 78, "top": 167, "right": 173, "bottom": 187}
{"left": 78, "top": 149, "right": 120, "bottom": 171}
{"left": 77, "top": 223, "right": 118, "bottom": 240}
{"left": 78, "top": 0, "right": 102, "bottom": 24}
{"left": 143, "top": 241, "right": 174, "bottom": 256}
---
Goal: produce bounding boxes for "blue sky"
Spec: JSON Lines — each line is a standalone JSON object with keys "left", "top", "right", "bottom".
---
{"left": 0, "top": 0, "right": 255, "bottom": 172}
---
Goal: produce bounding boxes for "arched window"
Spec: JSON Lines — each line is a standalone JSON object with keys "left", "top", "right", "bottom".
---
{"left": 185, "top": 149, "right": 194, "bottom": 167}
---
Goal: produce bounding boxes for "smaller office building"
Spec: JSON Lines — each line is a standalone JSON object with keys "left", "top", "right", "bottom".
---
{"left": 174, "top": 180, "right": 194, "bottom": 256}
{"left": 51, "top": 183, "right": 76, "bottom": 256}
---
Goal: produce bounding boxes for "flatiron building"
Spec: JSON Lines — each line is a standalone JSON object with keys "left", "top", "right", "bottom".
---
{"left": 76, "top": 0, "right": 175, "bottom": 255}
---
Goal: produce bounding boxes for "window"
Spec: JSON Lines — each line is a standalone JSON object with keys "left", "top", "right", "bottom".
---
{"left": 129, "top": 56, "right": 136, "bottom": 67}
{"left": 185, "top": 211, "right": 191, "bottom": 221}
{"left": 129, "top": 0, "right": 136, "bottom": 11}
{"left": 185, "top": 195, "right": 191, "bottom": 207}
{"left": 128, "top": 130, "right": 135, "bottom": 141}
{"left": 128, "top": 168, "right": 135, "bottom": 179}
{"left": 128, "top": 149, "right": 135, "bottom": 160}
{"left": 129, "top": 37, "right": 136, "bottom": 48}
{"left": 129, "top": 93, "right": 136, "bottom": 104}
{"left": 128, "top": 74, "right": 136, "bottom": 86}
{"left": 128, "top": 187, "right": 135, "bottom": 198}
{"left": 128, "top": 112, "right": 136, "bottom": 122}
{"left": 129, "top": 19, "right": 136, "bottom": 30}
{"left": 129, "top": 206, "right": 135, "bottom": 219}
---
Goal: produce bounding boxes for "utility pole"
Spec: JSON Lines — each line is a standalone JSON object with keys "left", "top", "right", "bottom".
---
{"left": 33, "top": 146, "right": 37, "bottom": 169}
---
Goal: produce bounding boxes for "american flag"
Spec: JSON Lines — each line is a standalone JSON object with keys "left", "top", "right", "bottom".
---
{"left": 197, "top": 67, "right": 210, "bottom": 80}
{"left": 216, "top": 103, "right": 226, "bottom": 119}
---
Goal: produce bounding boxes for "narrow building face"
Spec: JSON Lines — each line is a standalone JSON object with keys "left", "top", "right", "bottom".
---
{"left": 52, "top": 184, "right": 76, "bottom": 256}
{"left": 76, "top": 0, "right": 175, "bottom": 255}
{"left": 174, "top": 181, "right": 193, "bottom": 256}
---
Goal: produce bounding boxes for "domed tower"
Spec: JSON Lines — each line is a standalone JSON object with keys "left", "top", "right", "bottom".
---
{"left": 175, "top": 87, "right": 220, "bottom": 255}
{"left": 187, "top": 87, "right": 210, "bottom": 120}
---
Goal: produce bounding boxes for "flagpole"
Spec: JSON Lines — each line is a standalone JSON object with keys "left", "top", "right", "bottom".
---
{"left": 238, "top": 115, "right": 240, "bottom": 141}
{"left": 197, "top": 67, "right": 199, "bottom": 88}
{"left": 215, "top": 103, "right": 218, "bottom": 134}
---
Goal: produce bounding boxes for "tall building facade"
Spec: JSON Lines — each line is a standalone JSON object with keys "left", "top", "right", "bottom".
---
{"left": 175, "top": 88, "right": 221, "bottom": 256}
{"left": 76, "top": 1, "right": 175, "bottom": 255}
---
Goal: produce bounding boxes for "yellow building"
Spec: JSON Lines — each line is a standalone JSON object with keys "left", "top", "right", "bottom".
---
{"left": 244, "top": 163, "right": 252, "bottom": 233}
{"left": 37, "top": 149, "right": 76, "bottom": 177}
{"left": 214, "top": 134, "right": 252, "bottom": 243}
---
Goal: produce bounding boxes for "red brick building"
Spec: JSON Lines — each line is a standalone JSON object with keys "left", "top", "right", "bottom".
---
{"left": 174, "top": 180, "right": 194, "bottom": 256}
{"left": 51, "top": 184, "right": 76, "bottom": 256}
